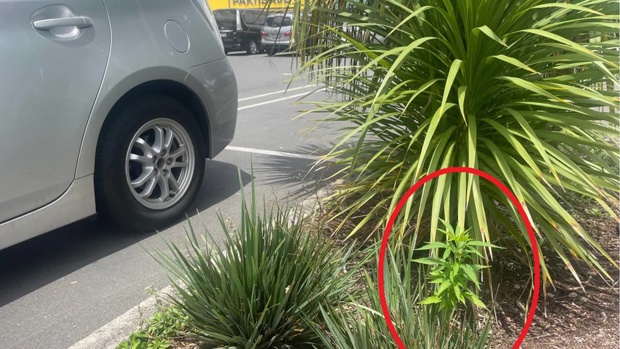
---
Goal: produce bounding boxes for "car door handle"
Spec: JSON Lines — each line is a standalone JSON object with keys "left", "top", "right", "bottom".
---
{"left": 33, "top": 16, "right": 93, "bottom": 31}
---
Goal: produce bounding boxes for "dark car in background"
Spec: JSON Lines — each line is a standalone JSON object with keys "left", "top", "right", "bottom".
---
{"left": 214, "top": 9, "right": 267, "bottom": 55}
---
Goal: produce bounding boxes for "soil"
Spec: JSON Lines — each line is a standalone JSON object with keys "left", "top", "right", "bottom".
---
{"left": 168, "top": 339, "right": 202, "bottom": 349}
{"left": 488, "top": 212, "right": 619, "bottom": 349}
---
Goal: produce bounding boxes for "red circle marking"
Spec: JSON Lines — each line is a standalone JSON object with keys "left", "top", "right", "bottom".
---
{"left": 378, "top": 167, "right": 539, "bottom": 349}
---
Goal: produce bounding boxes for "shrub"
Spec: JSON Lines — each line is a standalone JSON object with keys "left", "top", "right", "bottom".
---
{"left": 413, "top": 221, "right": 500, "bottom": 311}
{"left": 292, "top": 0, "right": 619, "bottom": 285}
{"left": 314, "top": 240, "right": 492, "bottom": 348}
{"left": 155, "top": 176, "right": 355, "bottom": 349}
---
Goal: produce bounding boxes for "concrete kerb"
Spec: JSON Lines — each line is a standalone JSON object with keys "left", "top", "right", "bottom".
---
{"left": 67, "top": 285, "right": 176, "bottom": 349}
{"left": 68, "top": 181, "right": 340, "bottom": 349}
{"left": 290, "top": 179, "right": 342, "bottom": 226}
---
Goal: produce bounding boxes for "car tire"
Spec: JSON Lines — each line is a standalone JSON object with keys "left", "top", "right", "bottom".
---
{"left": 246, "top": 40, "right": 258, "bottom": 55}
{"left": 95, "top": 96, "right": 206, "bottom": 231}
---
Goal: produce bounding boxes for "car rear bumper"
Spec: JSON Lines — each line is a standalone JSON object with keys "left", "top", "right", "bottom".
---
{"left": 261, "top": 39, "right": 291, "bottom": 49}
{"left": 184, "top": 58, "right": 238, "bottom": 158}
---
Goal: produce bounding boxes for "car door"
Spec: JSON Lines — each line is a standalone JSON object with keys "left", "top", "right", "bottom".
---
{"left": 0, "top": 0, "right": 111, "bottom": 223}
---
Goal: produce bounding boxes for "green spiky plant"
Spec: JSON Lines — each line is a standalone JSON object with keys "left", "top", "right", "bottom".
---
{"left": 313, "top": 240, "right": 492, "bottom": 348}
{"left": 291, "top": 0, "right": 620, "bottom": 287}
{"left": 154, "top": 173, "right": 356, "bottom": 349}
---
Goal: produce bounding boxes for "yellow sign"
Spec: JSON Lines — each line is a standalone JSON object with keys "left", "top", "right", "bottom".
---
{"left": 208, "top": 0, "right": 292, "bottom": 10}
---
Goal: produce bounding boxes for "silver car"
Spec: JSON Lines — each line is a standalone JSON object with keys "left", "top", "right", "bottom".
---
{"left": 0, "top": 0, "right": 238, "bottom": 250}
{"left": 261, "top": 12, "right": 294, "bottom": 56}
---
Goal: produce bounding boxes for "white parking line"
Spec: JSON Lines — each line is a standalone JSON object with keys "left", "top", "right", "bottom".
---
{"left": 237, "top": 89, "right": 324, "bottom": 111}
{"left": 237, "top": 85, "right": 315, "bottom": 102}
{"left": 225, "top": 145, "right": 324, "bottom": 161}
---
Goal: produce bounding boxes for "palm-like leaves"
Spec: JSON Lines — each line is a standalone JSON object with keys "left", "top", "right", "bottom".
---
{"left": 155, "top": 177, "right": 355, "bottom": 348}
{"left": 292, "top": 0, "right": 620, "bottom": 286}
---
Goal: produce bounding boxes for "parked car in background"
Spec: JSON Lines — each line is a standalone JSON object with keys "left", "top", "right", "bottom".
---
{"left": 261, "top": 12, "right": 294, "bottom": 56}
{"left": 0, "top": 0, "right": 238, "bottom": 251}
{"left": 214, "top": 9, "right": 267, "bottom": 55}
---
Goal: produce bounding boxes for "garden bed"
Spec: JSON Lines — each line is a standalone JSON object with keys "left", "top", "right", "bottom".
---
{"left": 118, "top": 190, "right": 619, "bottom": 349}
{"left": 489, "top": 206, "right": 619, "bottom": 348}
{"left": 323, "top": 200, "right": 618, "bottom": 348}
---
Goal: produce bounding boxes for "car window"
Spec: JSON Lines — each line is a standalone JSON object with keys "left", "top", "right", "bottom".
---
{"left": 214, "top": 10, "right": 236, "bottom": 27}
{"left": 266, "top": 15, "right": 293, "bottom": 27}
{"left": 242, "top": 10, "right": 267, "bottom": 26}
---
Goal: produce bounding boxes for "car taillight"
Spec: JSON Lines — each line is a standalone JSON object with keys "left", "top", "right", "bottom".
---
{"left": 261, "top": 31, "right": 268, "bottom": 36}
{"left": 284, "top": 31, "right": 291, "bottom": 37}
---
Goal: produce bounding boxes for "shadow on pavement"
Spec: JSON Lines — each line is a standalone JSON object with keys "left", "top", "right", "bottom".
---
{"left": 255, "top": 143, "right": 345, "bottom": 202}
{"left": 0, "top": 160, "right": 250, "bottom": 307}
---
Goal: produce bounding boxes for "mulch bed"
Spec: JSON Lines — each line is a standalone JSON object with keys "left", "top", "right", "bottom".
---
{"left": 489, "top": 211, "right": 619, "bottom": 348}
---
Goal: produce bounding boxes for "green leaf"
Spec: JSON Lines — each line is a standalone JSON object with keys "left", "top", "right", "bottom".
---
{"left": 416, "top": 242, "right": 448, "bottom": 250}
{"left": 419, "top": 295, "right": 442, "bottom": 305}
{"left": 437, "top": 279, "right": 452, "bottom": 296}
{"left": 457, "top": 86, "right": 468, "bottom": 124}
{"left": 474, "top": 25, "right": 507, "bottom": 47}
{"left": 460, "top": 264, "right": 479, "bottom": 286}
{"left": 454, "top": 285, "right": 464, "bottom": 303}
{"left": 412, "top": 258, "right": 443, "bottom": 265}
{"left": 465, "top": 293, "right": 488, "bottom": 309}
{"left": 521, "top": 28, "right": 617, "bottom": 66}
{"left": 533, "top": 3, "right": 605, "bottom": 16}
{"left": 492, "top": 54, "right": 537, "bottom": 73}
{"left": 500, "top": 76, "right": 567, "bottom": 103}
{"left": 441, "top": 59, "right": 463, "bottom": 111}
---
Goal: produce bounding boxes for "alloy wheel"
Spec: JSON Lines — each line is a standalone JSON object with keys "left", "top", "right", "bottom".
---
{"left": 124, "top": 118, "right": 196, "bottom": 210}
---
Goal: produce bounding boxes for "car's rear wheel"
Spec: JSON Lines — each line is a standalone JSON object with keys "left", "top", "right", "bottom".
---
{"left": 95, "top": 96, "right": 206, "bottom": 231}
{"left": 246, "top": 40, "right": 258, "bottom": 55}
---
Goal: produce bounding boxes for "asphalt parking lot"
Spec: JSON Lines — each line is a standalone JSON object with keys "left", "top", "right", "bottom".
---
{"left": 0, "top": 53, "right": 340, "bottom": 349}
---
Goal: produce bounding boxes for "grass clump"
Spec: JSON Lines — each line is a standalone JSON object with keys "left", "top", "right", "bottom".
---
{"left": 155, "top": 178, "right": 356, "bottom": 349}
{"left": 117, "top": 305, "right": 188, "bottom": 349}
{"left": 315, "top": 238, "right": 493, "bottom": 349}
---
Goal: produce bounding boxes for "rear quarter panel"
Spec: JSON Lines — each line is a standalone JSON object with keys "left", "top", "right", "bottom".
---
{"left": 75, "top": 0, "right": 229, "bottom": 178}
